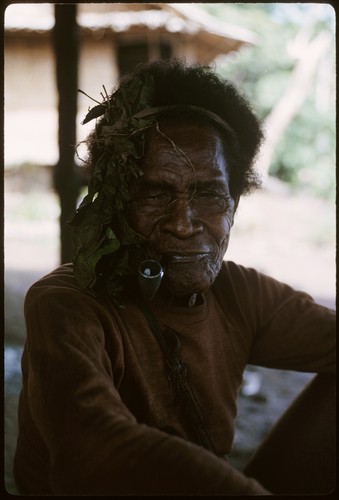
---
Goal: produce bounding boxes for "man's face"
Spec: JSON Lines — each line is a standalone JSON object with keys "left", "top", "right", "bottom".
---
{"left": 129, "top": 122, "right": 237, "bottom": 298}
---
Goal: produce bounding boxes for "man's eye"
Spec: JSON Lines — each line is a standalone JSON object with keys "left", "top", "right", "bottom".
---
{"left": 196, "top": 191, "right": 218, "bottom": 198}
{"left": 147, "top": 193, "right": 166, "bottom": 199}
{"left": 193, "top": 191, "right": 229, "bottom": 211}
{"left": 133, "top": 192, "right": 172, "bottom": 208}
{"left": 145, "top": 193, "right": 171, "bottom": 202}
{"left": 195, "top": 191, "right": 225, "bottom": 201}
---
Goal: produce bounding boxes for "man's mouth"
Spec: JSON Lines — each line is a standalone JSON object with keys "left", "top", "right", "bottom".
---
{"left": 161, "top": 253, "right": 211, "bottom": 264}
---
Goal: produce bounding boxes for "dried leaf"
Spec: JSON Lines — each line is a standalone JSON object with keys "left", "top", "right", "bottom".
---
{"left": 71, "top": 75, "right": 156, "bottom": 303}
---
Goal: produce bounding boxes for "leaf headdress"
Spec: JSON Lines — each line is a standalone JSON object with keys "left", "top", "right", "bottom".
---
{"left": 70, "top": 73, "right": 158, "bottom": 303}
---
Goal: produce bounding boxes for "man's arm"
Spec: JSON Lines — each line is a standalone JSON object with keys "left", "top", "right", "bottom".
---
{"left": 250, "top": 289, "right": 335, "bottom": 373}
{"left": 218, "top": 262, "right": 335, "bottom": 374}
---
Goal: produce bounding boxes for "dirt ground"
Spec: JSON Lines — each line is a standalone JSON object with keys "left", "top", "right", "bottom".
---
{"left": 4, "top": 166, "right": 335, "bottom": 494}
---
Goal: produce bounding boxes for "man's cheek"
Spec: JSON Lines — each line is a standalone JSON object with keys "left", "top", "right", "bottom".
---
{"left": 209, "top": 216, "right": 233, "bottom": 251}
{"left": 128, "top": 211, "right": 157, "bottom": 238}
{"left": 216, "top": 227, "right": 232, "bottom": 261}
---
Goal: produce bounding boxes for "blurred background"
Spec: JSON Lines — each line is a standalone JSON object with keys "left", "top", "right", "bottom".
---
{"left": 4, "top": 3, "right": 336, "bottom": 494}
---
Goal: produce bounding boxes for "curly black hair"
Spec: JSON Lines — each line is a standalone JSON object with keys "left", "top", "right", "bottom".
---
{"left": 87, "top": 58, "right": 264, "bottom": 200}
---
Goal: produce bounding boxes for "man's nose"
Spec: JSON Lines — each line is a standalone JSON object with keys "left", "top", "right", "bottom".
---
{"left": 161, "top": 198, "right": 203, "bottom": 238}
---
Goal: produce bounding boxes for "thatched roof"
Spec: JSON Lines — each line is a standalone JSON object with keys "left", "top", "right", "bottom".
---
{"left": 5, "top": 3, "right": 256, "bottom": 59}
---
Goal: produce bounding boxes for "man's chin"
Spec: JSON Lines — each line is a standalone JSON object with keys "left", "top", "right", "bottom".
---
{"left": 161, "top": 263, "right": 218, "bottom": 297}
{"left": 162, "top": 281, "right": 205, "bottom": 298}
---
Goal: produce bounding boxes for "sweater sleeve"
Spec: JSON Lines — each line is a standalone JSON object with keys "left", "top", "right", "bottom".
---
{"left": 222, "top": 263, "right": 335, "bottom": 374}
{"left": 22, "top": 277, "right": 270, "bottom": 496}
{"left": 250, "top": 289, "right": 335, "bottom": 373}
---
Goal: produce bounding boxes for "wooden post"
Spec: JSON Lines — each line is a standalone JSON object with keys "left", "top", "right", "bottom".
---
{"left": 53, "top": 5, "right": 80, "bottom": 264}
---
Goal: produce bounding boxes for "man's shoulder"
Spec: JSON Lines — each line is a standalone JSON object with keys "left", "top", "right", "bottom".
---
{"left": 212, "top": 260, "right": 286, "bottom": 301}
{"left": 214, "top": 260, "right": 318, "bottom": 312}
{"left": 216, "top": 260, "right": 261, "bottom": 285}
{"left": 27, "top": 263, "right": 77, "bottom": 290}
{"left": 211, "top": 260, "right": 254, "bottom": 302}
{"left": 24, "top": 263, "right": 84, "bottom": 306}
{"left": 24, "top": 263, "right": 124, "bottom": 317}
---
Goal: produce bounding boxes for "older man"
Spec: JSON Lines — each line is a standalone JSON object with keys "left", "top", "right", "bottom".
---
{"left": 14, "top": 60, "right": 335, "bottom": 495}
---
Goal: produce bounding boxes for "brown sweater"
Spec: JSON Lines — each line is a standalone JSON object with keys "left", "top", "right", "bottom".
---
{"left": 14, "top": 261, "right": 335, "bottom": 495}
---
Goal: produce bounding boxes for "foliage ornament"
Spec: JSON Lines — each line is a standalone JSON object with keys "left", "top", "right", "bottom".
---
{"left": 69, "top": 74, "right": 158, "bottom": 304}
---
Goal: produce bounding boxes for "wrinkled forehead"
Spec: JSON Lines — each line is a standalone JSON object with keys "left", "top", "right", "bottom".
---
{"left": 141, "top": 121, "right": 230, "bottom": 184}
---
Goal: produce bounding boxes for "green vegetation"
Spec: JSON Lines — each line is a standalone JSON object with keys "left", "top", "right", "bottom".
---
{"left": 202, "top": 3, "right": 335, "bottom": 200}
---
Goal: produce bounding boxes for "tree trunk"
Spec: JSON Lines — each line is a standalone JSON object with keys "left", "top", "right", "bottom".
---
{"left": 53, "top": 5, "right": 80, "bottom": 264}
